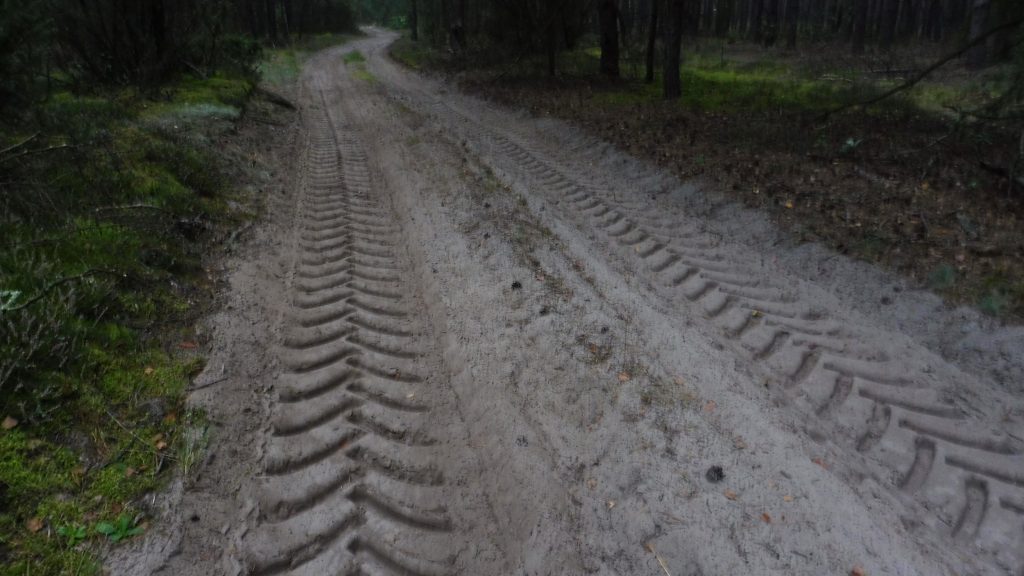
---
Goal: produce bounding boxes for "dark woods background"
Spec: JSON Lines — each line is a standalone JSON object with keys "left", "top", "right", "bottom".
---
{"left": 365, "top": 0, "right": 1024, "bottom": 100}
{"left": 0, "top": 0, "right": 360, "bottom": 116}
{"left": 4, "top": 0, "right": 1022, "bottom": 113}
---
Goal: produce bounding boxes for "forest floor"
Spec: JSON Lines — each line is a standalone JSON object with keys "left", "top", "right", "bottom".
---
{"left": 108, "top": 29, "right": 1024, "bottom": 576}
{"left": 393, "top": 36, "right": 1024, "bottom": 321}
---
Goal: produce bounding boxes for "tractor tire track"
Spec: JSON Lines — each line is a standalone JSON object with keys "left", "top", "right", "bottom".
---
{"left": 365, "top": 36, "right": 1024, "bottom": 574}
{"left": 232, "top": 78, "right": 484, "bottom": 576}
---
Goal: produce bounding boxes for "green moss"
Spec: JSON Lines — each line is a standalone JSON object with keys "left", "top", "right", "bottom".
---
{"left": 260, "top": 49, "right": 301, "bottom": 86}
{"left": 0, "top": 33, "right": 255, "bottom": 574}
{"left": 352, "top": 64, "right": 376, "bottom": 83}
{"left": 593, "top": 66, "right": 846, "bottom": 112}
{"left": 260, "top": 34, "right": 359, "bottom": 88}
{"left": 390, "top": 37, "right": 441, "bottom": 71}
{"left": 343, "top": 50, "right": 366, "bottom": 64}
{"left": 171, "top": 76, "right": 251, "bottom": 109}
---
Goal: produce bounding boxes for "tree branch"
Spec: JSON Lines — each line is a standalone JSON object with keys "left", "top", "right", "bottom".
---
{"left": 0, "top": 133, "right": 40, "bottom": 157}
{"left": 2, "top": 269, "right": 125, "bottom": 313}
{"left": 818, "top": 17, "right": 1024, "bottom": 121}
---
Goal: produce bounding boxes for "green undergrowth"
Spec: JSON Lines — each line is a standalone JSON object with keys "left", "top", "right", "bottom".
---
{"left": 261, "top": 33, "right": 362, "bottom": 86}
{"left": 342, "top": 50, "right": 376, "bottom": 83}
{"left": 389, "top": 37, "right": 447, "bottom": 71}
{"left": 0, "top": 70, "right": 254, "bottom": 574}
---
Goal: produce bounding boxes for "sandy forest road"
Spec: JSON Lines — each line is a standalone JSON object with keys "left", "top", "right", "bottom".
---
{"left": 124, "top": 29, "right": 1024, "bottom": 576}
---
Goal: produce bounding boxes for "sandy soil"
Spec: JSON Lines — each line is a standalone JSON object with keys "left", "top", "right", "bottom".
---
{"left": 111, "top": 29, "right": 1024, "bottom": 576}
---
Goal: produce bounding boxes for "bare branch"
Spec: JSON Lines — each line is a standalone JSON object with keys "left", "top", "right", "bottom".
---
{"left": 818, "top": 18, "right": 1024, "bottom": 121}
{"left": 2, "top": 269, "right": 125, "bottom": 314}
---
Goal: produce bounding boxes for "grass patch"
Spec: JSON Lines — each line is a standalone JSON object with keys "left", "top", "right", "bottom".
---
{"left": 591, "top": 63, "right": 850, "bottom": 113}
{"left": 343, "top": 50, "right": 366, "bottom": 64}
{"left": 342, "top": 51, "right": 375, "bottom": 83}
{"left": 352, "top": 65, "right": 376, "bottom": 83}
{"left": 390, "top": 36, "right": 447, "bottom": 71}
{"left": 0, "top": 64, "right": 260, "bottom": 573}
{"left": 261, "top": 33, "right": 360, "bottom": 88}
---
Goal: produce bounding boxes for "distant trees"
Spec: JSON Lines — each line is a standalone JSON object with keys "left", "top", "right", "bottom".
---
{"left": 364, "top": 0, "right": 1022, "bottom": 85}
{"left": 599, "top": 0, "right": 622, "bottom": 77}
{"left": 664, "top": 0, "right": 686, "bottom": 98}
{"left": 0, "top": 0, "right": 359, "bottom": 117}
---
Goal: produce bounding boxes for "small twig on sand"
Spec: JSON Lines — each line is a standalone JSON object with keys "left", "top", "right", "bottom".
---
{"left": 190, "top": 376, "right": 228, "bottom": 392}
{"left": 644, "top": 543, "right": 672, "bottom": 576}
{"left": 228, "top": 222, "right": 254, "bottom": 245}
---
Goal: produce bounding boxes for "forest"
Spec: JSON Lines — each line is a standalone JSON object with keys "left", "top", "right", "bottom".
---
{"left": 2, "top": 1, "right": 1024, "bottom": 575}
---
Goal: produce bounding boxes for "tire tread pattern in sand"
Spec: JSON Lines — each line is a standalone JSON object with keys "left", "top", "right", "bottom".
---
{"left": 380, "top": 77, "right": 1024, "bottom": 571}
{"left": 237, "top": 92, "right": 457, "bottom": 576}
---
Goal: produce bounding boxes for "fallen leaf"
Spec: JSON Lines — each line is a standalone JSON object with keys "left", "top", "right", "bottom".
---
{"left": 761, "top": 512, "right": 772, "bottom": 524}
{"left": 617, "top": 372, "right": 631, "bottom": 382}
{"left": 723, "top": 489, "right": 739, "bottom": 501}
{"left": 812, "top": 457, "right": 828, "bottom": 469}
{"left": 703, "top": 400, "right": 717, "bottom": 413}
{"left": 178, "top": 341, "right": 198, "bottom": 350}
{"left": 586, "top": 478, "right": 597, "bottom": 490}
{"left": 850, "top": 566, "right": 867, "bottom": 576}
{"left": 783, "top": 495, "right": 794, "bottom": 502}
{"left": 143, "top": 367, "right": 155, "bottom": 376}
{"left": 2, "top": 416, "right": 18, "bottom": 430}
{"left": 155, "top": 440, "right": 168, "bottom": 451}
{"left": 784, "top": 200, "right": 794, "bottom": 209}
{"left": 607, "top": 500, "right": 616, "bottom": 509}
{"left": 643, "top": 542, "right": 655, "bottom": 553}
{"left": 733, "top": 436, "right": 747, "bottom": 450}
{"left": 125, "top": 467, "right": 137, "bottom": 478}
{"left": 26, "top": 517, "right": 43, "bottom": 533}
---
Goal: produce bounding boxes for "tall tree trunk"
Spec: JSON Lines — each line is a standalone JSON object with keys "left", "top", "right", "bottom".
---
{"left": 546, "top": 8, "right": 557, "bottom": 77}
{"left": 265, "top": 0, "right": 278, "bottom": 43}
{"left": 410, "top": 0, "right": 418, "bottom": 41}
{"left": 702, "top": 0, "right": 715, "bottom": 32}
{"left": 750, "top": 0, "right": 764, "bottom": 40}
{"left": 282, "top": 0, "right": 292, "bottom": 41}
{"left": 737, "top": 0, "right": 750, "bottom": 34}
{"left": 646, "top": 0, "right": 659, "bottom": 83}
{"left": 851, "top": 0, "right": 868, "bottom": 53}
{"left": 717, "top": 0, "right": 735, "bottom": 35}
{"left": 763, "top": 0, "right": 780, "bottom": 45}
{"left": 879, "top": 0, "right": 898, "bottom": 48}
{"left": 898, "top": 0, "right": 919, "bottom": 39}
{"left": 600, "top": 0, "right": 621, "bottom": 77}
{"left": 967, "top": 0, "right": 991, "bottom": 68}
{"left": 785, "top": 0, "right": 799, "bottom": 47}
{"left": 664, "top": 0, "right": 685, "bottom": 99}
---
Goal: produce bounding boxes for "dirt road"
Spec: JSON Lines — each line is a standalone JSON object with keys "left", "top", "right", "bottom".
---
{"left": 117, "top": 30, "right": 1024, "bottom": 576}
